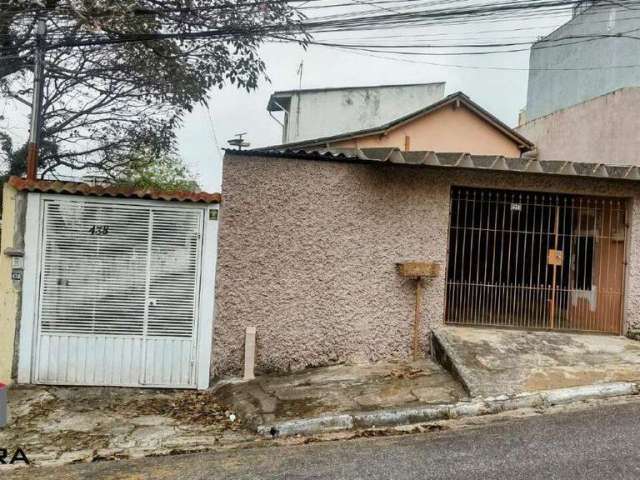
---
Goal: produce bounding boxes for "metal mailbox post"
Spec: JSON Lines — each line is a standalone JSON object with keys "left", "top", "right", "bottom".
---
{"left": 397, "top": 261, "right": 441, "bottom": 360}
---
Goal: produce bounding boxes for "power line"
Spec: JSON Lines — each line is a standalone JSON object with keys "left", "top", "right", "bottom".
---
{"left": 3, "top": 2, "right": 640, "bottom": 78}
{"left": 5, "top": 24, "right": 638, "bottom": 67}
{"left": 4, "top": 0, "right": 628, "bottom": 65}
{"left": 323, "top": 40, "right": 640, "bottom": 71}
{"left": 39, "top": 16, "right": 637, "bottom": 54}
{"left": 2, "top": 0, "right": 588, "bottom": 45}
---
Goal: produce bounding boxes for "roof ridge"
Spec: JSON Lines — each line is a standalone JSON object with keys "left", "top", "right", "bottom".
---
{"left": 263, "top": 92, "right": 533, "bottom": 151}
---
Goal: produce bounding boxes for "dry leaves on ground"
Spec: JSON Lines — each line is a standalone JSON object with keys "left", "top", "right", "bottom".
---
{"left": 126, "top": 391, "right": 241, "bottom": 429}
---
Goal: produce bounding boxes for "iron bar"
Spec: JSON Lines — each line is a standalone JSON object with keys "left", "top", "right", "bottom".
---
{"left": 446, "top": 187, "right": 626, "bottom": 333}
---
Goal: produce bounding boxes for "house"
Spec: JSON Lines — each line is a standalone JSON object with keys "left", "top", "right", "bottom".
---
{"left": 517, "top": 88, "right": 640, "bottom": 164}
{"left": 268, "top": 82, "right": 445, "bottom": 144}
{"left": 517, "top": 0, "right": 640, "bottom": 164}
{"left": 274, "top": 92, "right": 534, "bottom": 158}
{"left": 213, "top": 147, "right": 640, "bottom": 376}
{"left": 525, "top": 0, "right": 640, "bottom": 122}
{"left": 0, "top": 177, "right": 220, "bottom": 388}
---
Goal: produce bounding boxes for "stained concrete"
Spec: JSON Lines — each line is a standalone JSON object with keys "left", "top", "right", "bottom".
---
{"left": 0, "top": 386, "right": 253, "bottom": 468}
{"left": 433, "top": 326, "right": 640, "bottom": 397}
{"left": 215, "top": 359, "right": 467, "bottom": 428}
{"left": 13, "top": 400, "right": 640, "bottom": 480}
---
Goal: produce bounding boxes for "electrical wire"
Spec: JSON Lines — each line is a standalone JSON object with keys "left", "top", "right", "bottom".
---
{"left": 2, "top": 1, "right": 640, "bottom": 71}
{"left": 322, "top": 40, "right": 640, "bottom": 70}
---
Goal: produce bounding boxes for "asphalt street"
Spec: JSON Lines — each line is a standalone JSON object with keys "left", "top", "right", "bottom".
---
{"left": 6, "top": 400, "right": 640, "bottom": 479}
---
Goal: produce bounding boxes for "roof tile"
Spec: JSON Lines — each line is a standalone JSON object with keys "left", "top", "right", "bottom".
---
{"left": 7, "top": 177, "right": 221, "bottom": 204}
{"left": 231, "top": 147, "right": 640, "bottom": 182}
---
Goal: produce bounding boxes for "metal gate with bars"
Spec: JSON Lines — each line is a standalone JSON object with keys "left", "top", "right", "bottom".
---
{"left": 32, "top": 198, "right": 205, "bottom": 387}
{"left": 445, "top": 186, "right": 627, "bottom": 334}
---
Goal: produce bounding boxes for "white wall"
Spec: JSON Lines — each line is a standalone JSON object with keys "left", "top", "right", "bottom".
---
{"left": 284, "top": 83, "right": 445, "bottom": 143}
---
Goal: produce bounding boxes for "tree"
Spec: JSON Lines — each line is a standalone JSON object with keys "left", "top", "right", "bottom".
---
{"left": 115, "top": 151, "right": 200, "bottom": 192}
{"left": 0, "top": 1, "right": 305, "bottom": 179}
{"left": 0, "top": 132, "right": 14, "bottom": 181}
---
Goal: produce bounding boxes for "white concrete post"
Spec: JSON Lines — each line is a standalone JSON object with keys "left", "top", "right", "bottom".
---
{"left": 244, "top": 327, "right": 257, "bottom": 381}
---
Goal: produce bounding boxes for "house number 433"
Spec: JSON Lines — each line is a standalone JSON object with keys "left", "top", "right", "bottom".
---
{"left": 89, "top": 225, "right": 110, "bottom": 236}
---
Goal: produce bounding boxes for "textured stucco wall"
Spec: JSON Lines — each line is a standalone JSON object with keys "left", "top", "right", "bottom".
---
{"left": 332, "top": 104, "right": 523, "bottom": 157}
{"left": 517, "top": 88, "right": 640, "bottom": 165}
{"left": 284, "top": 83, "right": 445, "bottom": 143}
{"left": 213, "top": 154, "right": 640, "bottom": 377}
{"left": 526, "top": 4, "right": 640, "bottom": 120}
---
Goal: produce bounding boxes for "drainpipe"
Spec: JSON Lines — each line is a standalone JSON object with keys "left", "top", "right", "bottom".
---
{"left": 268, "top": 107, "right": 285, "bottom": 128}
{"left": 269, "top": 100, "right": 288, "bottom": 143}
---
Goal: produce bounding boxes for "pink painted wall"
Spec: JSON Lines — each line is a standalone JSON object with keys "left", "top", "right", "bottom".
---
{"left": 517, "top": 88, "right": 640, "bottom": 165}
{"left": 331, "top": 104, "right": 523, "bottom": 157}
{"left": 214, "top": 154, "right": 640, "bottom": 377}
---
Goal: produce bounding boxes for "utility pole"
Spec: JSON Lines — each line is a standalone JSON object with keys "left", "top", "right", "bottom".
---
{"left": 26, "top": 17, "right": 46, "bottom": 181}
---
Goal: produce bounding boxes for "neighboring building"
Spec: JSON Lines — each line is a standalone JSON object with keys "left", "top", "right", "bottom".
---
{"left": 267, "top": 82, "right": 445, "bottom": 144}
{"left": 517, "top": 87, "right": 640, "bottom": 164}
{"left": 214, "top": 147, "right": 640, "bottom": 377}
{"left": 0, "top": 178, "right": 220, "bottom": 388}
{"left": 276, "top": 92, "right": 534, "bottom": 157}
{"left": 525, "top": 1, "right": 640, "bottom": 121}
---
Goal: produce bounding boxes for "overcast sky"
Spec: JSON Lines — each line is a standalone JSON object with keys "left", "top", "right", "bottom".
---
{"left": 179, "top": 11, "right": 571, "bottom": 193}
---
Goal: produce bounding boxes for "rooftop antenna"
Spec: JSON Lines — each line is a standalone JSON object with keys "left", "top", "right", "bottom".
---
{"left": 227, "top": 132, "right": 250, "bottom": 150}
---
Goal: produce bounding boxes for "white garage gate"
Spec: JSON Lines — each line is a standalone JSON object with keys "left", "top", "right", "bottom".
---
{"left": 17, "top": 190, "right": 219, "bottom": 389}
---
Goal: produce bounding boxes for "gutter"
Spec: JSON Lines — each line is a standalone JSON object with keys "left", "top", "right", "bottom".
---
{"left": 257, "top": 382, "right": 639, "bottom": 437}
{"left": 268, "top": 99, "right": 287, "bottom": 129}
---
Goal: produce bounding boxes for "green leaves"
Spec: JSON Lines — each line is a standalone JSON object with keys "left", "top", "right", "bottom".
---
{"left": 114, "top": 150, "right": 200, "bottom": 192}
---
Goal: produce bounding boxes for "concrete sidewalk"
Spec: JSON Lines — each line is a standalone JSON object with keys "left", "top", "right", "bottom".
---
{"left": 8, "top": 398, "right": 640, "bottom": 480}
{"left": 5, "top": 327, "right": 640, "bottom": 467}
{"left": 216, "top": 327, "right": 640, "bottom": 437}
{"left": 0, "top": 386, "right": 253, "bottom": 467}
{"left": 215, "top": 359, "right": 468, "bottom": 435}
{"left": 433, "top": 326, "right": 640, "bottom": 397}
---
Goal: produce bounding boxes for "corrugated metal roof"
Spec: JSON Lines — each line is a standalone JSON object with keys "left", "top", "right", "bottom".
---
{"left": 231, "top": 147, "right": 640, "bottom": 182}
{"left": 7, "top": 177, "right": 221, "bottom": 204}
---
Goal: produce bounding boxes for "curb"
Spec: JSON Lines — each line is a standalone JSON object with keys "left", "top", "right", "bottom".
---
{"left": 257, "top": 381, "right": 639, "bottom": 438}
{"left": 430, "top": 328, "right": 474, "bottom": 396}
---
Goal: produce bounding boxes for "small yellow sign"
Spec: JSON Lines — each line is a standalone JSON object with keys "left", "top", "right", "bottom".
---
{"left": 397, "top": 261, "right": 440, "bottom": 278}
{"left": 547, "top": 249, "right": 563, "bottom": 266}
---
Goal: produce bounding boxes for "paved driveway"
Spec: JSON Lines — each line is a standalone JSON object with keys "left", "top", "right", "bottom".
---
{"left": 434, "top": 326, "right": 640, "bottom": 396}
{"left": 6, "top": 398, "right": 640, "bottom": 479}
